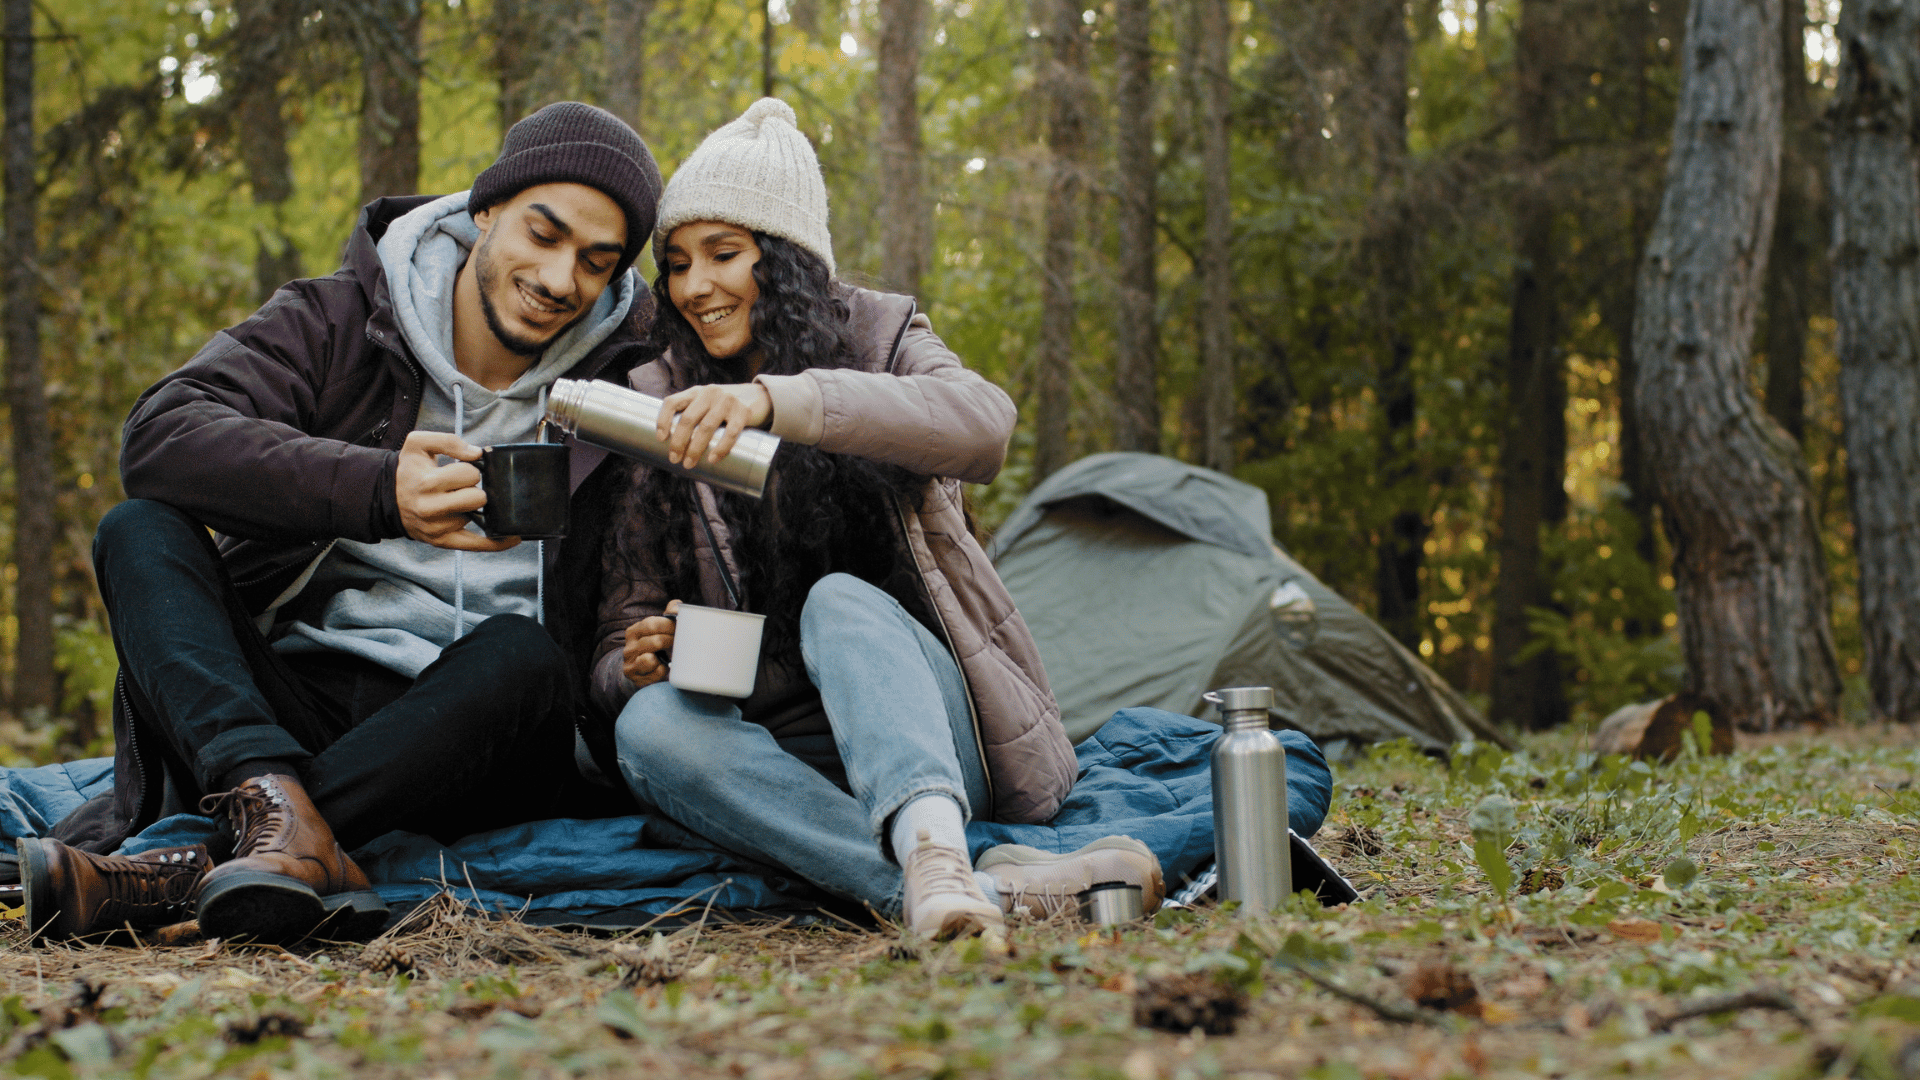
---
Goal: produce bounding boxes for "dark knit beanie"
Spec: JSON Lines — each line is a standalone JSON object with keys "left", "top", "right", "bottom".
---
{"left": 470, "top": 102, "right": 663, "bottom": 277}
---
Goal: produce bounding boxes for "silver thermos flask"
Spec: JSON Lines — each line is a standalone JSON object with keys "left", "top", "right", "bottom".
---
{"left": 1208, "top": 685, "right": 1291, "bottom": 911}
{"left": 544, "top": 378, "right": 781, "bottom": 500}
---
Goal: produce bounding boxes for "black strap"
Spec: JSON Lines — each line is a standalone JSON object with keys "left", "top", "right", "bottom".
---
{"left": 696, "top": 489, "right": 744, "bottom": 609}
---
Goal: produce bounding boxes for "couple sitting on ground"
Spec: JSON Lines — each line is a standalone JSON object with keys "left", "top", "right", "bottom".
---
{"left": 21, "top": 99, "right": 1163, "bottom": 944}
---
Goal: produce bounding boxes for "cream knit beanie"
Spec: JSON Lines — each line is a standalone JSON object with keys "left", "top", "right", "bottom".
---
{"left": 654, "top": 98, "right": 835, "bottom": 276}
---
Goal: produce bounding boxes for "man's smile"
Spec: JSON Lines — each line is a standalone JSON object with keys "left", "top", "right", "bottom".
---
{"left": 514, "top": 278, "right": 572, "bottom": 321}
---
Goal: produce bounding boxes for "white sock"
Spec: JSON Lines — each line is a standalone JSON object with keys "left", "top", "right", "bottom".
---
{"left": 891, "top": 794, "right": 968, "bottom": 861}
{"left": 974, "top": 871, "right": 1004, "bottom": 907}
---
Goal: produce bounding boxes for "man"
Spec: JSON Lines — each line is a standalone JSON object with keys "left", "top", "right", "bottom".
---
{"left": 20, "top": 102, "right": 662, "bottom": 944}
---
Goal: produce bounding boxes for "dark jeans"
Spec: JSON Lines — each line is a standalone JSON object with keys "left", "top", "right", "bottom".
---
{"left": 93, "top": 500, "right": 576, "bottom": 851}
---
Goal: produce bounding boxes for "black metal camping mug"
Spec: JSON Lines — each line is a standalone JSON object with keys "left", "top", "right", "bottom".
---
{"left": 470, "top": 442, "right": 570, "bottom": 539}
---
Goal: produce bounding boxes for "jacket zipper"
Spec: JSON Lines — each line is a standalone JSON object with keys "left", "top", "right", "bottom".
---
{"left": 880, "top": 301, "right": 995, "bottom": 811}
{"left": 894, "top": 495, "right": 994, "bottom": 813}
{"left": 114, "top": 670, "right": 161, "bottom": 828}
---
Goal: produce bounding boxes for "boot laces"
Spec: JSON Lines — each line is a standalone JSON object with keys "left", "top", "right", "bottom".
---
{"left": 198, "top": 777, "right": 291, "bottom": 855}
{"left": 99, "top": 850, "right": 203, "bottom": 914}
{"left": 906, "top": 840, "right": 977, "bottom": 895}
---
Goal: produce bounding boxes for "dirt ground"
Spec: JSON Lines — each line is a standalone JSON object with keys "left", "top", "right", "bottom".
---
{"left": 1, "top": 727, "right": 1917, "bottom": 1079}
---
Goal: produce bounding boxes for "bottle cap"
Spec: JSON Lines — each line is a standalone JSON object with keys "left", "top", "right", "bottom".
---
{"left": 1204, "top": 686, "right": 1273, "bottom": 714}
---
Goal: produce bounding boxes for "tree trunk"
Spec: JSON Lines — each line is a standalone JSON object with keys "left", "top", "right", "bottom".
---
{"left": 1112, "top": 0, "right": 1160, "bottom": 453}
{"left": 1762, "top": 0, "right": 1814, "bottom": 441}
{"left": 1601, "top": 0, "right": 1669, "bottom": 573}
{"left": 3, "top": 0, "right": 50, "bottom": 716}
{"left": 1033, "top": 0, "right": 1087, "bottom": 481}
{"left": 232, "top": 0, "right": 302, "bottom": 302}
{"left": 1631, "top": 0, "right": 1840, "bottom": 731}
{"left": 877, "top": 0, "right": 926, "bottom": 297}
{"left": 1196, "top": 0, "right": 1234, "bottom": 473}
{"left": 1828, "top": 0, "right": 1920, "bottom": 721}
{"left": 605, "top": 0, "right": 652, "bottom": 132}
{"left": 360, "top": 0, "right": 421, "bottom": 205}
{"left": 762, "top": 0, "right": 776, "bottom": 98}
{"left": 496, "top": 0, "right": 534, "bottom": 131}
{"left": 1356, "top": 0, "right": 1422, "bottom": 648}
{"left": 1490, "top": 0, "right": 1569, "bottom": 730}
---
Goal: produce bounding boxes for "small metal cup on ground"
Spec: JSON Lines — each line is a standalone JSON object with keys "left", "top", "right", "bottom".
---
{"left": 1077, "top": 881, "right": 1145, "bottom": 925}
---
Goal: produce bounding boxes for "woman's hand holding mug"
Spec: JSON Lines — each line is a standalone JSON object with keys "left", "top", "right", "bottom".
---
{"left": 623, "top": 599, "right": 682, "bottom": 689}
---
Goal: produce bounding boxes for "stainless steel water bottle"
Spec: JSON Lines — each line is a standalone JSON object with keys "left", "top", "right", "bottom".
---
{"left": 1208, "top": 685, "right": 1292, "bottom": 911}
{"left": 544, "top": 378, "right": 781, "bottom": 500}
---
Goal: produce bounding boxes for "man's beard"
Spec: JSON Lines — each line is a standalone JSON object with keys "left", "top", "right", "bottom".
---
{"left": 473, "top": 229, "right": 588, "bottom": 357}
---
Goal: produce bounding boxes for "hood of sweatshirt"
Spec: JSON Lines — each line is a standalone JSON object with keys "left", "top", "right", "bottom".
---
{"left": 375, "top": 190, "right": 637, "bottom": 425}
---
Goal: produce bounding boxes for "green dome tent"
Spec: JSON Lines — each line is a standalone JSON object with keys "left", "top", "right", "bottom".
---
{"left": 988, "top": 453, "right": 1510, "bottom": 754}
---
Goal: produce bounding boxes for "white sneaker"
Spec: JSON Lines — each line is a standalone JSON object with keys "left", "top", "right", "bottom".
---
{"left": 976, "top": 835, "right": 1164, "bottom": 917}
{"left": 900, "top": 829, "right": 1005, "bottom": 940}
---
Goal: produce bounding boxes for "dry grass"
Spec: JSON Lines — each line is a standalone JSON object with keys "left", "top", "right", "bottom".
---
{"left": 2, "top": 726, "right": 1920, "bottom": 1078}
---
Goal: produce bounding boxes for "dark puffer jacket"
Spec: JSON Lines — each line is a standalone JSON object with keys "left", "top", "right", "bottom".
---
{"left": 55, "top": 195, "right": 651, "bottom": 852}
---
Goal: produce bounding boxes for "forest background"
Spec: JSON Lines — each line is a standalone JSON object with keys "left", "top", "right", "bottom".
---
{"left": 0, "top": 0, "right": 1874, "bottom": 758}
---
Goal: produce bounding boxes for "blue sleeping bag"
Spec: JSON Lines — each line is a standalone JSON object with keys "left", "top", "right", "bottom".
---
{"left": 2, "top": 708, "right": 1331, "bottom": 925}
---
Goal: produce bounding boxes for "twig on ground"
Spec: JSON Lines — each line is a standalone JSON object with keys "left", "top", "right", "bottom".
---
{"left": 1276, "top": 959, "right": 1456, "bottom": 1029}
{"left": 1650, "top": 987, "right": 1810, "bottom": 1032}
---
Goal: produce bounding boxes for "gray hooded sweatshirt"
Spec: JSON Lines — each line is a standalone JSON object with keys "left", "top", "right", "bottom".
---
{"left": 271, "top": 191, "right": 635, "bottom": 678}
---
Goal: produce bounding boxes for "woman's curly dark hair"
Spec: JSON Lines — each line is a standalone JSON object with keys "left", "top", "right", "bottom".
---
{"left": 613, "top": 232, "right": 932, "bottom": 661}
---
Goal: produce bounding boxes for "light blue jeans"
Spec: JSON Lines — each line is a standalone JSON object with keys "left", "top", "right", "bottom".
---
{"left": 614, "top": 573, "right": 989, "bottom": 916}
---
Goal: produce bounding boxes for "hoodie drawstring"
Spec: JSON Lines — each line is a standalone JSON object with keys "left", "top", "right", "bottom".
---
{"left": 449, "top": 382, "right": 547, "bottom": 643}
{"left": 452, "top": 383, "right": 466, "bottom": 641}
{"left": 535, "top": 386, "right": 547, "bottom": 627}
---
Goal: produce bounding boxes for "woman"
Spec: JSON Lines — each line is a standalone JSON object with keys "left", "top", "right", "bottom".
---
{"left": 586, "top": 99, "right": 1162, "bottom": 938}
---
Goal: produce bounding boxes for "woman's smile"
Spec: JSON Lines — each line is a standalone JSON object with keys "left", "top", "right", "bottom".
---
{"left": 664, "top": 222, "right": 764, "bottom": 359}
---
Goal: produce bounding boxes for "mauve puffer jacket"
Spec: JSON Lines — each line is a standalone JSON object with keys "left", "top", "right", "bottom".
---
{"left": 591, "top": 286, "right": 1076, "bottom": 824}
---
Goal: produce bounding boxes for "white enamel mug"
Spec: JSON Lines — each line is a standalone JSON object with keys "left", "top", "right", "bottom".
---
{"left": 667, "top": 604, "right": 767, "bottom": 698}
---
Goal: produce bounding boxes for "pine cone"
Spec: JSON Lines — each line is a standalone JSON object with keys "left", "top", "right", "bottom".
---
{"left": 360, "top": 939, "right": 415, "bottom": 974}
{"left": 612, "top": 939, "right": 682, "bottom": 987}
{"left": 1133, "top": 971, "right": 1249, "bottom": 1035}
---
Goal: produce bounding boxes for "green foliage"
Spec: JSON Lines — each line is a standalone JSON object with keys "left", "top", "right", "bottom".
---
{"left": 0, "top": 0, "right": 1867, "bottom": 748}
{"left": 1467, "top": 793, "right": 1516, "bottom": 902}
{"left": 53, "top": 620, "right": 116, "bottom": 734}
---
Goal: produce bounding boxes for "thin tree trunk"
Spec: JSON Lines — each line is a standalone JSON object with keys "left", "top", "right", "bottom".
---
{"left": 877, "top": 0, "right": 926, "bottom": 297}
{"left": 1829, "top": 0, "right": 1920, "bottom": 721}
{"left": 360, "top": 0, "right": 421, "bottom": 205}
{"left": 1033, "top": 0, "right": 1087, "bottom": 481}
{"left": 605, "top": 0, "right": 651, "bottom": 132}
{"left": 496, "top": 0, "right": 533, "bottom": 131}
{"left": 4, "top": 0, "right": 50, "bottom": 716}
{"left": 1606, "top": 0, "right": 1669, "bottom": 573}
{"left": 1490, "top": 0, "right": 1568, "bottom": 730}
{"left": 1112, "top": 0, "right": 1160, "bottom": 453}
{"left": 1358, "top": 0, "right": 1422, "bottom": 648}
{"left": 1763, "top": 0, "right": 1813, "bottom": 441}
{"left": 762, "top": 0, "right": 776, "bottom": 98}
{"left": 1196, "top": 0, "right": 1234, "bottom": 472}
{"left": 1631, "top": 0, "right": 1839, "bottom": 731}
{"left": 232, "top": 0, "right": 302, "bottom": 302}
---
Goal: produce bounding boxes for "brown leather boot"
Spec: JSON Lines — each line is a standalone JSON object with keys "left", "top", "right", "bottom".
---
{"left": 17, "top": 838, "right": 210, "bottom": 939}
{"left": 194, "top": 773, "right": 388, "bottom": 943}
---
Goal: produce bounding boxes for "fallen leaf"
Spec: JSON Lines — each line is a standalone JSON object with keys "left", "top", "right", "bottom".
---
{"left": 1403, "top": 961, "right": 1482, "bottom": 1018}
{"left": 1480, "top": 1001, "right": 1519, "bottom": 1024}
{"left": 1607, "top": 918, "right": 1664, "bottom": 944}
